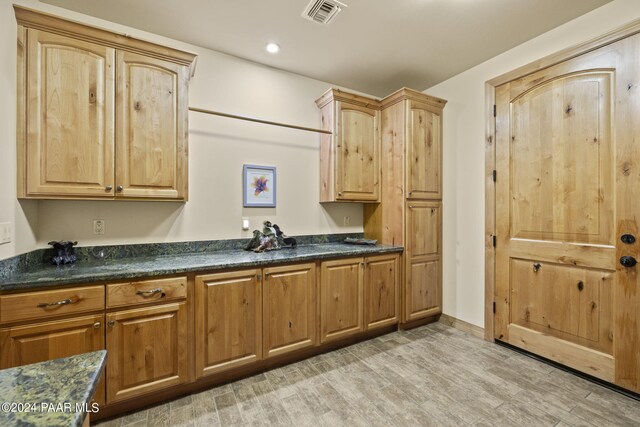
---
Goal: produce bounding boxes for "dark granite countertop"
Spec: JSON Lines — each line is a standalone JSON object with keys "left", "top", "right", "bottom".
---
{"left": 0, "top": 350, "right": 106, "bottom": 427}
{"left": 0, "top": 243, "right": 403, "bottom": 293}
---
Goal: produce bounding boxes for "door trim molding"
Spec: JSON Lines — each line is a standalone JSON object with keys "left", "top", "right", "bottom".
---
{"left": 484, "top": 16, "right": 640, "bottom": 342}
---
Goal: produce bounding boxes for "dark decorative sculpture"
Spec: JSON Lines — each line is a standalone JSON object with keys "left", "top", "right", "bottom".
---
{"left": 48, "top": 240, "right": 78, "bottom": 266}
{"left": 244, "top": 221, "right": 297, "bottom": 253}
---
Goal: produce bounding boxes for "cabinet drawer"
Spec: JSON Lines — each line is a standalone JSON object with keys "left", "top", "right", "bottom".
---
{"left": 107, "top": 277, "right": 187, "bottom": 308}
{"left": 0, "top": 286, "right": 105, "bottom": 324}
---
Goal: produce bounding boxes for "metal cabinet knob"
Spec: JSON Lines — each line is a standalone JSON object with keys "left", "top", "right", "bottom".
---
{"left": 107, "top": 320, "right": 116, "bottom": 327}
{"left": 621, "top": 234, "right": 636, "bottom": 244}
{"left": 116, "top": 186, "right": 124, "bottom": 192}
{"left": 93, "top": 322, "right": 101, "bottom": 329}
{"left": 620, "top": 256, "right": 637, "bottom": 268}
{"left": 105, "top": 185, "right": 113, "bottom": 191}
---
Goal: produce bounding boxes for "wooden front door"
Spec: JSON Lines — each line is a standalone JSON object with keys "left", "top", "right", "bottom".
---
{"left": 495, "top": 36, "right": 640, "bottom": 392}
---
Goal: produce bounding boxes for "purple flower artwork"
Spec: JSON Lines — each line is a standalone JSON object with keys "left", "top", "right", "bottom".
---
{"left": 243, "top": 165, "right": 276, "bottom": 207}
{"left": 252, "top": 175, "right": 269, "bottom": 196}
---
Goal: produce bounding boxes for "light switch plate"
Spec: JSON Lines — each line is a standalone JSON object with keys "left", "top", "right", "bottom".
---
{"left": 0, "top": 222, "right": 12, "bottom": 245}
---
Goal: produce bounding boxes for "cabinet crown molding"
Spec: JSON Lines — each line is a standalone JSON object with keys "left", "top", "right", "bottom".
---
{"left": 14, "top": 5, "right": 197, "bottom": 74}
{"left": 315, "top": 88, "right": 381, "bottom": 109}
{"left": 380, "top": 87, "right": 447, "bottom": 109}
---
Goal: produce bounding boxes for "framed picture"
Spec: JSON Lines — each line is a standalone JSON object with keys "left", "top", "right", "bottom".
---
{"left": 243, "top": 164, "right": 276, "bottom": 207}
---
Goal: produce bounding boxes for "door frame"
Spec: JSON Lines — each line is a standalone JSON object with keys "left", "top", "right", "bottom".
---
{"left": 484, "top": 17, "right": 640, "bottom": 342}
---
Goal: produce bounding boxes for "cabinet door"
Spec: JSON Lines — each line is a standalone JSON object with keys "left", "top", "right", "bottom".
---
{"left": 406, "top": 258, "right": 441, "bottom": 321}
{"left": 335, "top": 102, "right": 380, "bottom": 201}
{"left": 106, "top": 303, "right": 187, "bottom": 403}
{"left": 116, "top": 51, "right": 188, "bottom": 200}
{"left": 26, "top": 29, "right": 115, "bottom": 198}
{"left": 406, "top": 100, "right": 442, "bottom": 200}
{"left": 405, "top": 202, "right": 442, "bottom": 321}
{"left": 195, "top": 270, "right": 262, "bottom": 378}
{"left": 364, "top": 254, "right": 399, "bottom": 330}
{"left": 263, "top": 263, "right": 317, "bottom": 358}
{"left": 320, "top": 258, "right": 364, "bottom": 343}
{"left": 0, "top": 314, "right": 105, "bottom": 404}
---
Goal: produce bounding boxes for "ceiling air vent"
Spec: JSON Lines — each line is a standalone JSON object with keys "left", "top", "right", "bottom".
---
{"left": 302, "top": 0, "right": 347, "bottom": 25}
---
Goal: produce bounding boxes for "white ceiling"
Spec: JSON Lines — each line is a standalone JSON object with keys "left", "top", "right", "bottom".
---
{"left": 41, "top": 0, "right": 612, "bottom": 97}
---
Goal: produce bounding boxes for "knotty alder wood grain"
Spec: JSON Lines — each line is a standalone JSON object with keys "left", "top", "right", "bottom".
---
{"left": 106, "top": 276, "right": 187, "bottom": 308}
{"left": 15, "top": 7, "right": 196, "bottom": 201}
{"left": 0, "top": 285, "right": 105, "bottom": 324}
{"left": 494, "top": 35, "right": 640, "bottom": 392}
{"left": 364, "top": 254, "right": 400, "bottom": 330}
{"left": 362, "top": 89, "right": 445, "bottom": 325}
{"left": 262, "top": 263, "right": 317, "bottom": 358}
{"left": 406, "top": 100, "right": 442, "bottom": 200}
{"left": 320, "top": 258, "right": 364, "bottom": 343}
{"left": 106, "top": 302, "right": 188, "bottom": 403}
{"left": 316, "top": 89, "right": 381, "bottom": 202}
{"left": 194, "top": 270, "right": 262, "bottom": 378}
{"left": 26, "top": 29, "right": 115, "bottom": 198}
{"left": 116, "top": 51, "right": 188, "bottom": 200}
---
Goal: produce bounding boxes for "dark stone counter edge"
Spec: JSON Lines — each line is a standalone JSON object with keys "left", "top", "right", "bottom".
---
{"left": 0, "top": 350, "right": 106, "bottom": 427}
{"left": 0, "top": 245, "right": 403, "bottom": 293}
{"left": 72, "top": 351, "right": 106, "bottom": 427}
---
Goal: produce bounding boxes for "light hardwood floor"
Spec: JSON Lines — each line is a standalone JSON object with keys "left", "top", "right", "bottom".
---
{"left": 95, "top": 323, "right": 640, "bottom": 426}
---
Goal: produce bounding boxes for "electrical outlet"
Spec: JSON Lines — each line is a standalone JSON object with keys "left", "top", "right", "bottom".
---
{"left": 0, "top": 222, "right": 12, "bottom": 245}
{"left": 242, "top": 218, "right": 250, "bottom": 231}
{"left": 93, "top": 219, "right": 105, "bottom": 235}
{"left": 343, "top": 216, "right": 350, "bottom": 226}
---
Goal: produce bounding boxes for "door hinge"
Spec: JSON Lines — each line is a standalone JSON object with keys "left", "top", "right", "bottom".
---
{"left": 493, "top": 104, "right": 496, "bottom": 117}
{"left": 492, "top": 235, "right": 497, "bottom": 247}
{"left": 492, "top": 170, "right": 497, "bottom": 182}
{"left": 493, "top": 301, "right": 496, "bottom": 314}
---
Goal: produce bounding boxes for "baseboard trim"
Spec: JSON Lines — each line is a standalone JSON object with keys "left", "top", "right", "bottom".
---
{"left": 439, "top": 314, "right": 484, "bottom": 339}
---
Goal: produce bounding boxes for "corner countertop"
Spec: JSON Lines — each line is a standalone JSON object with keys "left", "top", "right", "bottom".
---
{"left": 0, "top": 243, "right": 403, "bottom": 293}
{"left": 0, "top": 350, "right": 106, "bottom": 427}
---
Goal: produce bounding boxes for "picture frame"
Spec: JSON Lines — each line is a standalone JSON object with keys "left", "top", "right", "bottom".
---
{"left": 243, "top": 164, "right": 276, "bottom": 207}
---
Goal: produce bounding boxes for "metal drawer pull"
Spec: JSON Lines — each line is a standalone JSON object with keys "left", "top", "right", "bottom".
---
{"left": 37, "top": 298, "right": 72, "bottom": 308}
{"left": 136, "top": 288, "right": 164, "bottom": 297}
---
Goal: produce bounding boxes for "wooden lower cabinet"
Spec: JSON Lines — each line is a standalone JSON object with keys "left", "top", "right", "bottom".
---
{"left": 105, "top": 302, "right": 187, "bottom": 403}
{"left": 404, "top": 201, "right": 442, "bottom": 322}
{"left": 263, "top": 263, "right": 317, "bottom": 358}
{"left": 195, "top": 270, "right": 262, "bottom": 378}
{"left": 0, "top": 314, "right": 106, "bottom": 405}
{"left": 405, "top": 257, "right": 441, "bottom": 321}
{"left": 365, "top": 254, "right": 400, "bottom": 330}
{"left": 320, "top": 258, "right": 365, "bottom": 343}
{"left": 320, "top": 255, "right": 400, "bottom": 342}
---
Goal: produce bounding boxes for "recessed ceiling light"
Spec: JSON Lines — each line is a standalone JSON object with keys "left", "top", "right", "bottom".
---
{"left": 266, "top": 43, "right": 280, "bottom": 54}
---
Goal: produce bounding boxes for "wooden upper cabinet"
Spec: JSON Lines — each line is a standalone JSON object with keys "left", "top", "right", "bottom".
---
{"left": 406, "top": 99, "right": 442, "bottom": 200}
{"left": 15, "top": 6, "right": 196, "bottom": 201}
{"left": 317, "top": 89, "right": 381, "bottom": 202}
{"left": 116, "top": 52, "right": 188, "bottom": 200}
{"left": 24, "top": 29, "right": 115, "bottom": 198}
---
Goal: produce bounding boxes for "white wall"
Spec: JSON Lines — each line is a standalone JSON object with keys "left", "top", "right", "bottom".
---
{"left": 427, "top": 0, "right": 640, "bottom": 328}
{"left": 0, "top": 0, "right": 365, "bottom": 258}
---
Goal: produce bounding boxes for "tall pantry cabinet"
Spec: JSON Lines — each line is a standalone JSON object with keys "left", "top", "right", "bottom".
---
{"left": 364, "top": 88, "right": 446, "bottom": 323}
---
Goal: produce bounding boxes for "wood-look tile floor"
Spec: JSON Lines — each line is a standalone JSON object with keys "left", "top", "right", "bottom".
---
{"left": 95, "top": 323, "right": 640, "bottom": 427}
